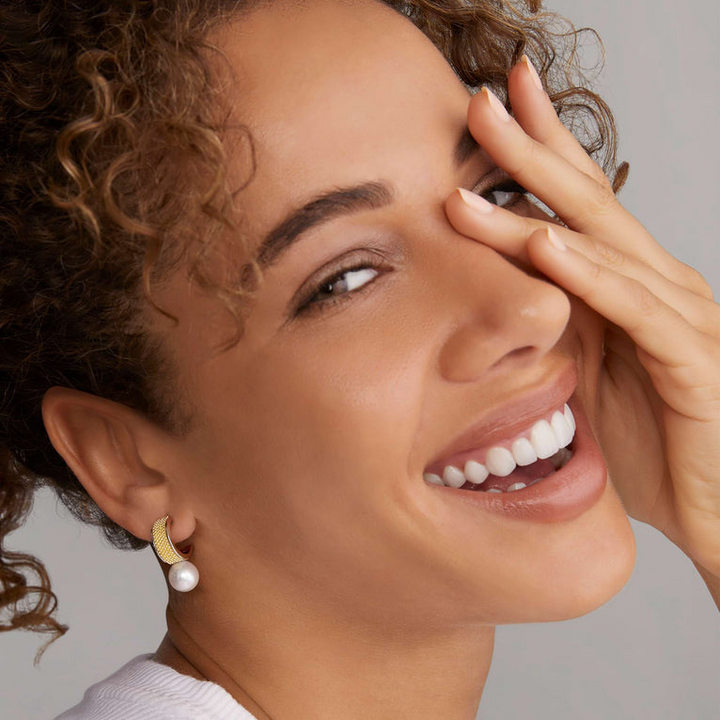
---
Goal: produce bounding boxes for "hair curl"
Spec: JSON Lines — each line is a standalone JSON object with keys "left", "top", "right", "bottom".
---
{"left": 0, "top": 0, "right": 627, "bottom": 664}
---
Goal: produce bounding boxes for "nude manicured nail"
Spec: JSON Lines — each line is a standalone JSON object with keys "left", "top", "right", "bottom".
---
{"left": 521, "top": 55, "right": 543, "bottom": 92}
{"left": 481, "top": 87, "right": 511, "bottom": 122}
{"left": 457, "top": 187, "right": 494, "bottom": 214}
{"left": 546, "top": 227, "right": 567, "bottom": 251}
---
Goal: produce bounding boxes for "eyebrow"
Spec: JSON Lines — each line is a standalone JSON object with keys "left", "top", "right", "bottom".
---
{"left": 254, "top": 124, "right": 481, "bottom": 270}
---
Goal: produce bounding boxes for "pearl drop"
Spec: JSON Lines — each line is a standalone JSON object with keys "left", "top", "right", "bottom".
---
{"left": 168, "top": 560, "right": 199, "bottom": 592}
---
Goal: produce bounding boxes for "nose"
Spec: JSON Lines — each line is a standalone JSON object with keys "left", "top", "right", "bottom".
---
{"left": 436, "top": 244, "right": 571, "bottom": 382}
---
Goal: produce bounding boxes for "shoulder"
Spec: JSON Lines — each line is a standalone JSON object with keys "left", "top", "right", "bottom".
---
{"left": 55, "top": 653, "right": 256, "bottom": 720}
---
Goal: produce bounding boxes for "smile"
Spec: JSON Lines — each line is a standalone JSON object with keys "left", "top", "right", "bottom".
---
{"left": 420, "top": 365, "right": 608, "bottom": 523}
{"left": 423, "top": 404, "right": 575, "bottom": 493}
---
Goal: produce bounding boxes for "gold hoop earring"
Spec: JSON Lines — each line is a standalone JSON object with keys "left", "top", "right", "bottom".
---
{"left": 151, "top": 515, "right": 199, "bottom": 592}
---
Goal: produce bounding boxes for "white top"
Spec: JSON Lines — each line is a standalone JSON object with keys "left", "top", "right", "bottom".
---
{"left": 55, "top": 653, "right": 257, "bottom": 720}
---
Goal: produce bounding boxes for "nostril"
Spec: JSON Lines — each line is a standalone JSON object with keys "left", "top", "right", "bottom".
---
{"left": 490, "top": 346, "right": 535, "bottom": 370}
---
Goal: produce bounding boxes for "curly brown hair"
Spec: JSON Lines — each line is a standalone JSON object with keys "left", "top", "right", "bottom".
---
{"left": 0, "top": 0, "right": 627, "bottom": 664}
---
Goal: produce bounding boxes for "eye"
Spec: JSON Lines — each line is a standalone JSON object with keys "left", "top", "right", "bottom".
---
{"left": 311, "top": 266, "right": 378, "bottom": 303}
{"left": 474, "top": 177, "right": 529, "bottom": 209}
{"left": 294, "top": 259, "right": 386, "bottom": 317}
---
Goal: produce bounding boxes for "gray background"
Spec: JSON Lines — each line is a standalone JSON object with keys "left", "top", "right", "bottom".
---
{"left": 2, "top": 0, "right": 718, "bottom": 718}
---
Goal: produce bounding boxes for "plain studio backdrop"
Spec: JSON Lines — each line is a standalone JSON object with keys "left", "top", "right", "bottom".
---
{"left": 2, "top": 1, "right": 719, "bottom": 718}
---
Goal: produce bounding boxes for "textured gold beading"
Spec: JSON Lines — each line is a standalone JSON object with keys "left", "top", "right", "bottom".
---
{"left": 152, "top": 515, "right": 188, "bottom": 565}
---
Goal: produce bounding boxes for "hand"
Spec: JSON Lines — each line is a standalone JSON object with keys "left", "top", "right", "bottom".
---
{"left": 444, "top": 57, "right": 720, "bottom": 579}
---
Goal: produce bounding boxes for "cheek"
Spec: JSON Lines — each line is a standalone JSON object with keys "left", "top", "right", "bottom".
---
{"left": 189, "top": 305, "right": 432, "bottom": 548}
{"left": 183, "top": 310, "right": 458, "bottom": 625}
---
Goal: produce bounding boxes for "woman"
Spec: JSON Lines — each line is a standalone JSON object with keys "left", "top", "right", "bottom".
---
{"left": 1, "top": 0, "right": 717, "bottom": 718}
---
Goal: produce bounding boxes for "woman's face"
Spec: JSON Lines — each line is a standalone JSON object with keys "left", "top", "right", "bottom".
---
{"left": 154, "top": 0, "right": 635, "bottom": 629}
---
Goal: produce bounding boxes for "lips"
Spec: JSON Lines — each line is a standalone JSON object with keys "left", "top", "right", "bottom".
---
{"left": 421, "top": 364, "right": 608, "bottom": 522}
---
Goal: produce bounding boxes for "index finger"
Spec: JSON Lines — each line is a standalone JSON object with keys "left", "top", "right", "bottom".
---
{"left": 467, "top": 86, "right": 677, "bottom": 275}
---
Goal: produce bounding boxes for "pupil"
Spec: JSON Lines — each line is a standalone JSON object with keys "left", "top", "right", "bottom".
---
{"left": 323, "top": 277, "right": 347, "bottom": 297}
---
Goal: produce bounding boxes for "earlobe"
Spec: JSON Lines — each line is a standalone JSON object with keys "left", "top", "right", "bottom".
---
{"left": 40, "top": 386, "right": 176, "bottom": 542}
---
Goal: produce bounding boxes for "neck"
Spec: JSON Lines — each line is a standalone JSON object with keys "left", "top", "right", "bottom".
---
{"left": 154, "top": 597, "right": 495, "bottom": 720}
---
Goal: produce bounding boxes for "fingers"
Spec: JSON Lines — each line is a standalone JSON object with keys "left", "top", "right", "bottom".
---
{"left": 467, "top": 86, "right": 632, "bottom": 236}
{"left": 507, "top": 56, "right": 611, "bottom": 189}
{"left": 525, "top": 225, "right": 717, "bottom": 372}
{"left": 466, "top": 70, "right": 689, "bottom": 284}
{"left": 454, "top": 55, "right": 717, "bottom": 331}
{"left": 506, "top": 60, "right": 714, "bottom": 302}
{"left": 446, "top": 188, "right": 720, "bottom": 335}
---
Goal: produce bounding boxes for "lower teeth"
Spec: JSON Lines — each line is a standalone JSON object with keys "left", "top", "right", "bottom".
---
{"left": 487, "top": 479, "right": 539, "bottom": 494}
{"left": 479, "top": 445, "right": 573, "bottom": 493}
{"left": 507, "top": 482, "right": 527, "bottom": 492}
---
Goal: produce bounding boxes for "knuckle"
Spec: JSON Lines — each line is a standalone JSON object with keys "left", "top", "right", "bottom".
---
{"left": 578, "top": 153, "right": 613, "bottom": 189}
{"left": 591, "top": 165, "right": 614, "bottom": 191}
{"left": 630, "top": 279, "right": 660, "bottom": 316}
{"left": 589, "top": 172, "right": 612, "bottom": 192}
{"left": 509, "top": 132, "right": 540, "bottom": 177}
{"left": 586, "top": 258, "right": 603, "bottom": 283}
{"left": 589, "top": 180, "right": 618, "bottom": 215}
{"left": 589, "top": 238, "right": 625, "bottom": 269}
{"left": 521, "top": 215, "right": 545, "bottom": 237}
{"left": 681, "top": 265, "right": 714, "bottom": 301}
{"left": 564, "top": 180, "right": 618, "bottom": 230}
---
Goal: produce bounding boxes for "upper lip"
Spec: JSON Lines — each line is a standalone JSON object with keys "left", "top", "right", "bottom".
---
{"left": 423, "top": 362, "right": 578, "bottom": 472}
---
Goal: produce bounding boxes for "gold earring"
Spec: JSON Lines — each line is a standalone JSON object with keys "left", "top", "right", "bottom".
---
{"left": 151, "top": 515, "right": 199, "bottom": 592}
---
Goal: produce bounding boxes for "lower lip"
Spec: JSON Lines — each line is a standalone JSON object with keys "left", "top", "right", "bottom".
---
{"left": 428, "top": 397, "right": 607, "bottom": 523}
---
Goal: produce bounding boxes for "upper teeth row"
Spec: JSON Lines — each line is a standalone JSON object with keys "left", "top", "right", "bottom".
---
{"left": 424, "top": 403, "right": 576, "bottom": 488}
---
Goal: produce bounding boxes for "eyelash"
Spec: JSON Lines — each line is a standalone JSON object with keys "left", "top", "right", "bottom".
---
{"left": 293, "top": 175, "right": 529, "bottom": 318}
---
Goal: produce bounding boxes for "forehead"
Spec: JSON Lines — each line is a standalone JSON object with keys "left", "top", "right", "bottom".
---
{"left": 213, "top": 0, "right": 473, "bottom": 231}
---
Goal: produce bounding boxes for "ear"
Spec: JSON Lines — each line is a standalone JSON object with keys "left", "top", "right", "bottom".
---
{"left": 41, "top": 386, "right": 195, "bottom": 545}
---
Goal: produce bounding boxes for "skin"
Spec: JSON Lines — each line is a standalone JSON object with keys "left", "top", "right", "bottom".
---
{"left": 40, "top": 0, "right": 719, "bottom": 718}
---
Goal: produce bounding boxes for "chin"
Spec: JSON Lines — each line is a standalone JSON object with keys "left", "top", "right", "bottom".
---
{"left": 494, "top": 488, "right": 637, "bottom": 625}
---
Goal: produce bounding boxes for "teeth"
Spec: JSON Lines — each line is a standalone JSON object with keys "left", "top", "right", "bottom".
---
{"left": 484, "top": 447, "right": 516, "bottom": 477}
{"left": 442, "top": 465, "right": 466, "bottom": 488}
{"left": 425, "top": 402, "right": 577, "bottom": 489}
{"left": 423, "top": 472, "right": 444, "bottom": 486}
{"left": 550, "top": 410, "right": 573, "bottom": 448}
{"left": 464, "top": 459, "right": 488, "bottom": 485}
{"left": 530, "top": 419, "right": 559, "bottom": 459}
{"left": 564, "top": 403, "right": 576, "bottom": 433}
{"left": 486, "top": 488, "right": 503, "bottom": 493}
{"left": 511, "top": 437, "right": 537, "bottom": 466}
{"left": 507, "top": 482, "right": 527, "bottom": 492}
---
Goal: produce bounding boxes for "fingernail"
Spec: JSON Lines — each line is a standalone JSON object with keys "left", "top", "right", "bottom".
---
{"left": 481, "top": 87, "right": 511, "bottom": 123}
{"left": 457, "top": 187, "right": 494, "bottom": 214}
{"left": 546, "top": 227, "right": 567, "bottom": 251}
{"left": 521, "top": 55, "right": 543, "bottom": 92}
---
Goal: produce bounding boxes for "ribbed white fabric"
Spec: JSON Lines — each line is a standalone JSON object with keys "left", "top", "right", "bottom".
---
{"left": 55, "top": 653, "right": 257, "bottom": 719}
